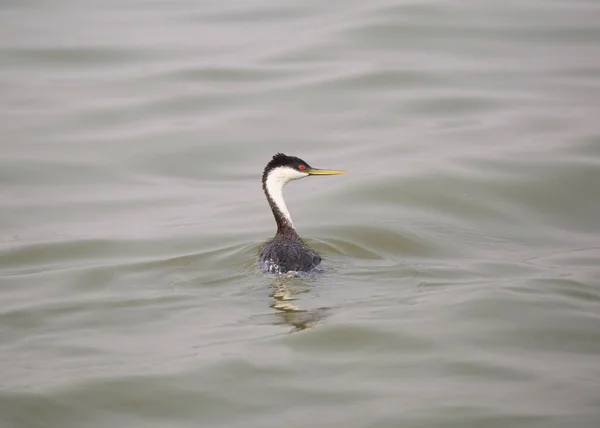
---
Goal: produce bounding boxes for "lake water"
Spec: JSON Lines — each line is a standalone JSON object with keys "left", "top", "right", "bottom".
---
{"left": 1, "top": 1, "right": 600, "bottom": 427}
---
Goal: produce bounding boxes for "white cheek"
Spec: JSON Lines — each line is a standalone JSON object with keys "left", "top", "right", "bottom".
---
{"left": 283, "top": 169, "right": 308, "bottom": 181}
{"left": 294, "top": 170, "right": 309, "bottom": 180}
{"left": 275, "top": 167, "right": 308, "bottom": 182}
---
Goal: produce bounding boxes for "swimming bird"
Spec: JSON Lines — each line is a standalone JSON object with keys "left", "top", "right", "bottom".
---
{"left": 259, "top": 153, "right": 345, "bottom": 274}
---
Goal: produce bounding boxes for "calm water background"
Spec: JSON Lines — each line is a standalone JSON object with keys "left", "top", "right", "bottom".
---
{"left": 1, "top": 1, "right": 600, "bottom": 427}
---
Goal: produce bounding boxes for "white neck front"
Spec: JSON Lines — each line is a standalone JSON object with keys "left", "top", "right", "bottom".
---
{"left": 264, "top": 166, "right": 308, "bottom": 228}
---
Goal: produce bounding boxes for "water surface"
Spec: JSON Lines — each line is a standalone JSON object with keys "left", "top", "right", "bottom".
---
{"left": 1, "top": 1, "right": 600, "bottom": 427}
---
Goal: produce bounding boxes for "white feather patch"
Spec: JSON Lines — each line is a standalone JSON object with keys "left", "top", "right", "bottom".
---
{"left": 265, "top": 166, "right": 308, "bottom": 227}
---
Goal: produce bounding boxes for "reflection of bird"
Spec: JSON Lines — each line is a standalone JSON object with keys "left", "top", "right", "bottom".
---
{"left": 259, "top": 153, "right": 345, "bottom": 274}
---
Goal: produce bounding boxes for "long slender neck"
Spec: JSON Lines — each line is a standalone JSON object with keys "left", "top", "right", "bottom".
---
{"left": 262, "top": 170, "right": 297, "bottom": 237}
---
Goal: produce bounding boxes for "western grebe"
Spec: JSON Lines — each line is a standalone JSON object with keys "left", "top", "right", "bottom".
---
{"left": 259, "top": 153, "right": 345, "bottom": 274}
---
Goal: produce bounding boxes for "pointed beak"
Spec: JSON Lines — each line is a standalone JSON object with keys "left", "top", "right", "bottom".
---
{"left": 306, "top": 168, "right": 346, "bottom": 176}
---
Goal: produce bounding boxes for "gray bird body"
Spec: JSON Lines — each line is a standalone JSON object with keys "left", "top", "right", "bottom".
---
{"left": 259, "top": 230, "right": 321, "bottom": 274}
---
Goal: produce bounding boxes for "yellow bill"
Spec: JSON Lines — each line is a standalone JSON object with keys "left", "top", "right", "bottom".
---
{"left": 306, "top": 168, "right": 346, "bottom": 175}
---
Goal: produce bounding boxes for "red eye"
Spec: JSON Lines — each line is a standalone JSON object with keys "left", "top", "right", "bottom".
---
{"left": 299, "top": 165, "right": 306, "bottom": 170}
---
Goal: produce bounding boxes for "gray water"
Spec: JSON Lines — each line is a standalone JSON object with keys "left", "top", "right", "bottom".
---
{"left": 1, "top": 1, "right": 600, "bottom": 427}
